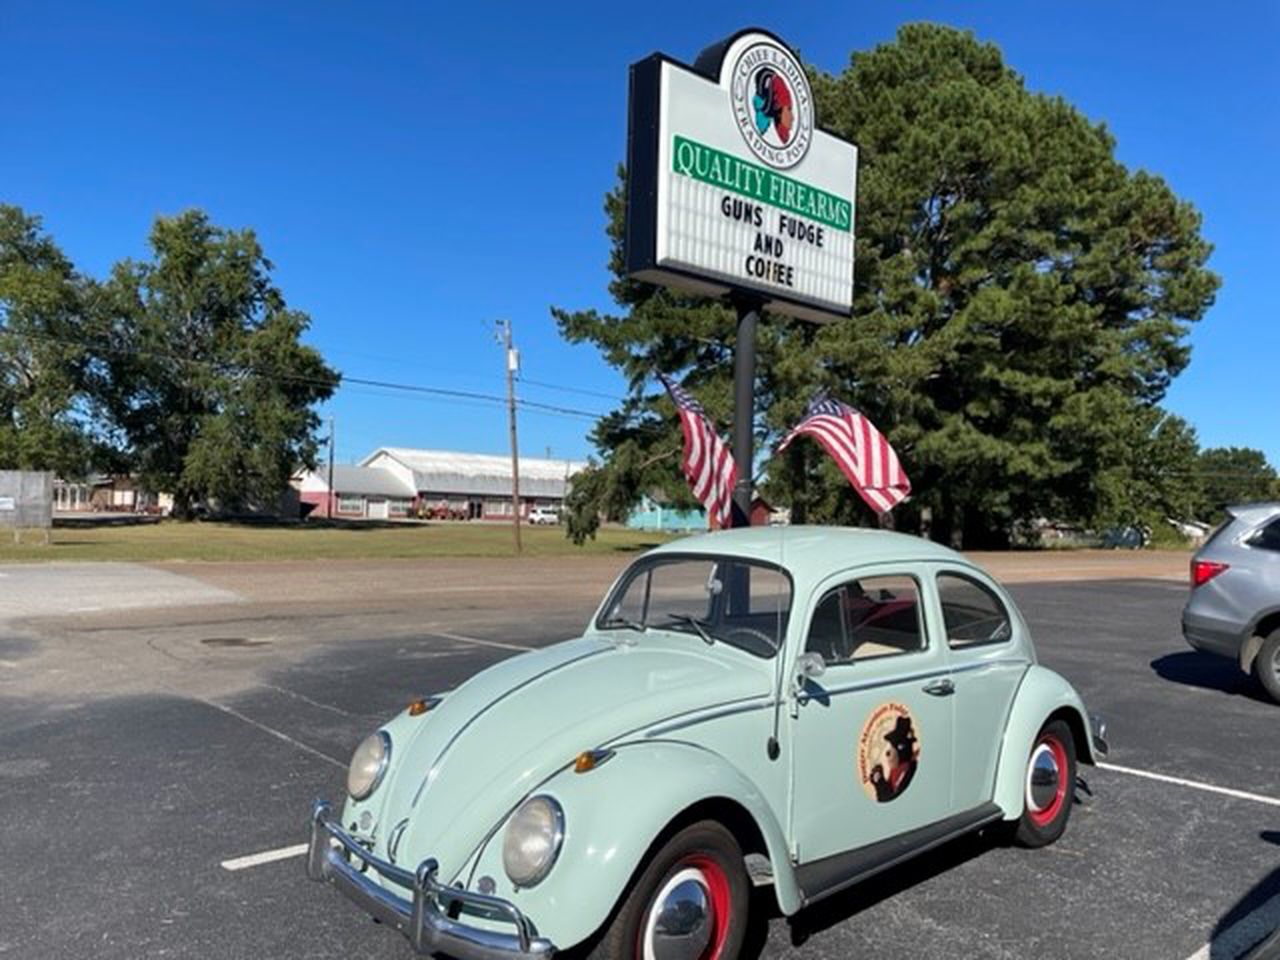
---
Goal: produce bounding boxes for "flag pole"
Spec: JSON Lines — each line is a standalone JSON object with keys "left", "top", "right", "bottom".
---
{"left": 731, "top": 295, "right": 762, "bottom": 529}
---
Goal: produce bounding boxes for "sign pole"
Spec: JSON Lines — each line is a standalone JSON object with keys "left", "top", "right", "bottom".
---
{"left": 731, "top": 296, "right": 761, "bottom": 528}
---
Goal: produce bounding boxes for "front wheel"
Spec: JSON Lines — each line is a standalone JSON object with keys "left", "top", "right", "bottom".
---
{"left": 588, "top": 820, "right": 749, "bottom": 960}
{"left": 1014, "top": 718, "right": 1077, "bottom": 848}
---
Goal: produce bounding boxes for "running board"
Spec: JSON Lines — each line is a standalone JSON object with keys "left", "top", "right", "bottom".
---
{"left": 796, "top": 803, "right": 1004, "bottom": 907}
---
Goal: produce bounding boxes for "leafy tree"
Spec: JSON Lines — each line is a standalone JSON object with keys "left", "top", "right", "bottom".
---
{"left": 1197, "top": 447, "right": 1278, "bottom": 517}
{"left": 1075, "top": 408, "right": 1204, "bottom": 529}
{"left": 93, "top": 211, "right": 338, "bottom": 517}
{"left": 0, "top": 205, "right": 97, "bottom": 476}
{"left": 555, "top": 25, "right": 1219, "bottom": 546}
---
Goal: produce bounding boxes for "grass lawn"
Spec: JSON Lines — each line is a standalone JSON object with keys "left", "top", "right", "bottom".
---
{"left": 0, "top": 520, "right": 678, "bottom": 563}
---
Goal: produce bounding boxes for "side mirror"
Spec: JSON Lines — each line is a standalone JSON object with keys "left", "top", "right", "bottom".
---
{"left": 795, "top": 651, "right": 827, "bottom": 690}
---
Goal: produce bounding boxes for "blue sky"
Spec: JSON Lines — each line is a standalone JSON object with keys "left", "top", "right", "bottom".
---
{"left": 2, "top": 1, "right": 1275, "bottom": 467}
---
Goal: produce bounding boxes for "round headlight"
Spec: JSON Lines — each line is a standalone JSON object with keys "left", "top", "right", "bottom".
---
{"left": 347, "top": 731, "right": 391, "bottom": 800}
{"left": 502, "top": 795, "right": 564, "bottom": 888}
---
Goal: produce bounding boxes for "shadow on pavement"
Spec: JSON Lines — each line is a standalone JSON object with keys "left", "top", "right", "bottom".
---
{"left": 1210, "top": 831, "right": 1280, "bottom": 959}
{"left": 754, "top": 829, "right": 1000, "bottom": 952}
{"left": 1150, "top": 652, "right": 1273, "bottom": 704}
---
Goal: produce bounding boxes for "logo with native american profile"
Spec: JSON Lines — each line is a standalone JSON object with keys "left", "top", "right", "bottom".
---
{"left": 728, "top": 39, "right": 814, "bottom": 170}
{"left": 857, "top": 702, "right": 921, "bottom": 803}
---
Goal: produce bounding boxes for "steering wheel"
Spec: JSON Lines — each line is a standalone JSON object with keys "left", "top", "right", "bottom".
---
{"left": 722, "top": 626, "right": 776, "bottom": 652}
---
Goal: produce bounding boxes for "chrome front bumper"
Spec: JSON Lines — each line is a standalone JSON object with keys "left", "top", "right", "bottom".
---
{"left": 306, "top": 799, "right": 556, "bottom": 960}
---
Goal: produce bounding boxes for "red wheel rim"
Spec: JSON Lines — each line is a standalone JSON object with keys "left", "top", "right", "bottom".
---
{"left": 685, "top": 854, "right": 731, "bottom": 960}
{"left": 638, "top": 854, "right": 732, "bottom": 960}
{"left": 1026, "top": 734, "right": 1069, "bottom": 827}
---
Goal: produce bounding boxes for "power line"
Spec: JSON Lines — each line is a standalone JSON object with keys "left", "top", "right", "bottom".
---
{"left": 0, "top": 325, "right": 606, "bottom": 421}
{"left": 517, "top": 376, "right": 626, "bottom": 403}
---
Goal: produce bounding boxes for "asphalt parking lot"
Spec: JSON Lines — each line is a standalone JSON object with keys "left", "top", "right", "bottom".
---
{"left": 1, "top": 558, "right": 1277, "bottom": 960}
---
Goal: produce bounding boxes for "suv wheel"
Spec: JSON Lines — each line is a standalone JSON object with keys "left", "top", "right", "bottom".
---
{"left": 1254, "top": 630, "right": 1280, "bottom": 704}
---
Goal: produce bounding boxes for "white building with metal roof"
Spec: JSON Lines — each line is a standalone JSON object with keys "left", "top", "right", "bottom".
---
{"left": 294, "top": 448, "right": 586, "bottom": 521}
{"left": 360, "top": 448, "right": 585, "bottom": 520}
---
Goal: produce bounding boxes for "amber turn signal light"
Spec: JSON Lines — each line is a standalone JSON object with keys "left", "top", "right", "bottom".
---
{"left": 408, "top": 698, "right": 433, "bottom": 717}
{"left": 573, "top": 748, "right": 615, "bottom": 773}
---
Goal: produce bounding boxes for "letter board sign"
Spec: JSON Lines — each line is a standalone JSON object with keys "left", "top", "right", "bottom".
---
{"left": 625, "top": 29, "right": 858, "bottom": 323}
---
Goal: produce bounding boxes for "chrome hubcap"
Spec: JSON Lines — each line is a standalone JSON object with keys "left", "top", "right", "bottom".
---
{"left": 1026, "top": 743, "right": 1061, "bottom": 812}
{"left": 644, "top": 868, "right": 712, "bottom": 960}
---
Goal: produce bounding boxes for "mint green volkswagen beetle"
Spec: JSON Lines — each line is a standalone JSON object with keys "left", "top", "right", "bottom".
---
{"left": 307, "top": 526, "right": 1107, "bottom": 959}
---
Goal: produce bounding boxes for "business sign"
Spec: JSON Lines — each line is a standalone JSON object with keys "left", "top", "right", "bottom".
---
{"left": 625, "top": 29, "right": 858, "bottom": 323}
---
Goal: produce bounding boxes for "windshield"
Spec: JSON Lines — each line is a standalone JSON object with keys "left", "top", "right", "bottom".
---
{"left": 597, "top": 555, "right": 792, "bottom": 658}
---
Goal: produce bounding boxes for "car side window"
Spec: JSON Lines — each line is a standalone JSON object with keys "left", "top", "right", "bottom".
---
{"left": 805, "top": 575, "right": 925, "bottom": 665}
{"left": 1248, "top": 518, "right": 1280, "bottom": 552}
{"left": 938, "top": 573, "right": 1013, "bottom": 648}
{"left": 805, "top": 590, "right": 848, "bottom": 662}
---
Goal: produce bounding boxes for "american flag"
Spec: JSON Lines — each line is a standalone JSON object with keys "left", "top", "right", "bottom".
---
{"left": 778, "top": 392, "right": 911, "bottom": 515}
{"left": 658, "top": 374, "right": 738, "bottom": 527}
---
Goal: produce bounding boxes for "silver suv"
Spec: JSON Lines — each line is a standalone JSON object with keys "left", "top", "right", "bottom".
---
{"left": 1182, "top": 502, "right": 1280, "bottom": 702}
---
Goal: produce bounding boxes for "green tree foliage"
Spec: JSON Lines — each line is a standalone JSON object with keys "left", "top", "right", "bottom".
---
{"left": 1080, "top": 409, "right": 1203, "bottom": 529}
{"left": 0, "top": 205, "right": 97, "bottom": 475}
{"left": 93, "top": 211, "right": 338, "bottom": 516}
{"left": 555, "top": 24, "right": 1219, "bottom": 546}
{"left": 1197, "top": 447, "right": 1278, "bottom": 517}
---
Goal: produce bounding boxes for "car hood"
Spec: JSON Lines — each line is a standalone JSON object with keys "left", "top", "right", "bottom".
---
{"left": 368, "top": 632, "right": 772, "bottom": 881}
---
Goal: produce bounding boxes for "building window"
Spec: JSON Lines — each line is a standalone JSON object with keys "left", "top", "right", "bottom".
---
{"left": 485, "top": 498, "right": 512, "bottom": 516}
{"left": 337, "top": 495, "right": 364, "bottom": 514}
{"left": 389, "top": 499, "right": 412, "bottom": 517}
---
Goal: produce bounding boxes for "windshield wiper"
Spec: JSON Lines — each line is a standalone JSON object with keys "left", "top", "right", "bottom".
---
{"left": 602, "top": 616, "right": 646, "bottom": 633}
{"left": 664, "top": 612, "right": 715, "bottom": 645}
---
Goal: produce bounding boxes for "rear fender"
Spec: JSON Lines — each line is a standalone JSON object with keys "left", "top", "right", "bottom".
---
{"left": 465, "top": 740, "right": 799, "bottom": 949}
{"left": 992, "top": 665, "right": 1097, "bottom": 820}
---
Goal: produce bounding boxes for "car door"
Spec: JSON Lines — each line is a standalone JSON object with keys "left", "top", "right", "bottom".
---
{"left": 929, "top": 563, "right": 1030, "bottom": 811}
{"left": 788, "top": 565, "right": 956, "bottom": 868}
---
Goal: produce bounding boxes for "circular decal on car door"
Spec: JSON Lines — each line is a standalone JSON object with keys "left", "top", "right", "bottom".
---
{"left": 857, "top": 702, "right": 921, "bottom": 803}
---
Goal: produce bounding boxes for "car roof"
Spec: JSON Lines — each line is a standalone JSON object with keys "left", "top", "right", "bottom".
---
{"left": 647, "top": 525, "right": 968, "bottom": 573}
{"left": 1227, "top": 502, "right": 1280, "bottom": 524}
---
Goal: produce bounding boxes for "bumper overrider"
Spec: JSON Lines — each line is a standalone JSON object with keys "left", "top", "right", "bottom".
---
{"left": 306, "top": 799, "right": 556, "bottom": 959}
{"left": 1089, "top": 714, "right": 1109, "bottom": 759}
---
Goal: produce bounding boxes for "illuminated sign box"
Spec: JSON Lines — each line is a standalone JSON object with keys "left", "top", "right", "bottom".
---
{"left": 625, "top": 30, "right": 858, "bottom": 323}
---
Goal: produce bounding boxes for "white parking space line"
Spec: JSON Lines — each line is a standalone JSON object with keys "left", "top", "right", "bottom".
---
{"left": 220, "top": 843, "right": 309, "bottom": 871}
{"left": 1182, "top": 892, "right": 1280, "bottom": 960}
{"left": 195, "top": 696, "right": 344, "bottom": 769}
{"left": 1099, "top": 762, "right": 1280, "bottom": 809}
{"left": 427, "top": 630, "right": 533, "bottom": 653}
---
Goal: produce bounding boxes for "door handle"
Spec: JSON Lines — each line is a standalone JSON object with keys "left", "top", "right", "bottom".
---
{"left": 923, "top": 678, "right": 955, "bottom": 696}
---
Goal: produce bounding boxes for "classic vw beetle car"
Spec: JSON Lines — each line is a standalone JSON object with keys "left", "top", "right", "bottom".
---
{"left": 307, "top": 527, "right": 1107, "bottom": 959}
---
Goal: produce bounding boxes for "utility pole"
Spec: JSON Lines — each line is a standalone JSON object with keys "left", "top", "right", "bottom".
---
{"left": 326, "top": 415, "right": 336, "bottom": 520}
{"left": 497, "top": 320, "right": 522, "bottom": 554}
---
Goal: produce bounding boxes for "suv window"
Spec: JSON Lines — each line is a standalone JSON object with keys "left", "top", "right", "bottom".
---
{"left": 1248, "top": 517, "right": 1280, "bottom": 552}
{"left": 938, "top": 573, "right": 1013, "bottom": 648}
{"left": 805, "top": 575, "right": 925, "bottom": 664}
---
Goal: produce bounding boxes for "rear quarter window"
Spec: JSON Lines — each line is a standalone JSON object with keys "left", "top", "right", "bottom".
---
{"left": 1248, "top": 517, "right": 1280, "bottom": 552}
{"left": 938, "top": 573, "right": 1013, "bottom": 649}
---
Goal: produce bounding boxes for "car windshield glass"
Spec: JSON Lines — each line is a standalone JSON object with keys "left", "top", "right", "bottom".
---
{"left": 599, "top": 556, "right": 791, "bottom": 658}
